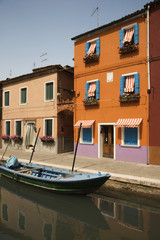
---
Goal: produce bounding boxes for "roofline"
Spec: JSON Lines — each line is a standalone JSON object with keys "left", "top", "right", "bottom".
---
{"left": 1, "top": 65, "right": 73, "bottom": 86}
{"left": 71, "top": 8, "right": 146, "bottom": 42}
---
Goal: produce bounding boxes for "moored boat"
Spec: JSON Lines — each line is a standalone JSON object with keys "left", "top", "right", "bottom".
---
{"left": 0, "top": 161, "right": 110, "bottom": 195}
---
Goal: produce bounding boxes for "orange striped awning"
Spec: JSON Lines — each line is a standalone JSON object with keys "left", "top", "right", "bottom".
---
{"left": 87, "top": 41, "right": 96, "bottom": 55}
{"left": 88, "top": 82, "right": 96, "bottom": 97}
{"left": 124, "top": 75, "right": 134, "bottom": 93}
{"left": 74, "top": 120, "right": 95, "bottom": 128}
{"left": 122, "top": 28, "right": 134, "bottom": 43}
{"left": 115, "top": 118, "right": 142, "bottom": 128}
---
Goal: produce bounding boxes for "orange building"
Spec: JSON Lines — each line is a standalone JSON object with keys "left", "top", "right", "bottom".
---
{"left": 1, "top": 65, "right": 74, "bottom": 154}
{"left": 72, "top": 9, "right": 149, "bottom": 164}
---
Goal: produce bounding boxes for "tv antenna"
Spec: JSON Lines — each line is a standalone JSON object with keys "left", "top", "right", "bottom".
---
{"left": 91, "top": 7, "right": 99, "bottom": 27}
{"left": 40, "top": 52, "right": 48, "bottom": 63}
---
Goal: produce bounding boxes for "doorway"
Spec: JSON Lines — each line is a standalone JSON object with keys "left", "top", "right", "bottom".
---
{"left": 99, "top": 124, "right": 115, "bottom": 159}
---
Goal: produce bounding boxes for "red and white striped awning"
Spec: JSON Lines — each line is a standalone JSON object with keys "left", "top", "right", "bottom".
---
{"left": 88, "top": 82, "right": 96, "bottom": 97}
{"left": 124, "top": 75, "right": 134, "bottom": 93}
{"left": 115, "top": 118, "right": 142, "bottom": 128}
{"left": 74, "top": 120, "right": 95, "bottom": 128}
{"left": 87, "top": 41, "right": 96, "bottom": 55}
{"left": 122, "top": 28, "right": 134, "bottom": 43}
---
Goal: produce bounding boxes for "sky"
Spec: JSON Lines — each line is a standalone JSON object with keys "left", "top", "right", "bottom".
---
{"left": 0, "top": 0, "right": 150, "bottom": 80}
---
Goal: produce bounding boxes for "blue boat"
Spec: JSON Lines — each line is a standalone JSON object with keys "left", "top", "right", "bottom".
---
{"left": 0, "top": 160, "right": 110, "bottom": 195}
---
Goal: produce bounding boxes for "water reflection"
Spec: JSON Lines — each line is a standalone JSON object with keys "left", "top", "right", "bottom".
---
{"left": 0, "top": 176, "right": 160, "bottom": 240}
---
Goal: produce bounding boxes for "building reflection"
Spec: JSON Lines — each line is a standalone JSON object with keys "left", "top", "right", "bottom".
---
{"left": 0, "top": 177, "right": 160, "bottom": 240}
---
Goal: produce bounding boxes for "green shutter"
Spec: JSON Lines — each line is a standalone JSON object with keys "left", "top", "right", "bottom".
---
{"left": 21, "top": 88, "right": 27, "bottom": 104}
{"left": 46, "top": 82, "right": 53, "bottom": 100}
{"left": 5, "top": 91, "right": 9, "bottom": 106}
{"left": 16, "top": 121, "right": 21, "bottom": 136}
{"left": 45, "top": 119, "right": 52, "bottom": 136}
{"left": 6, "top": 121, "right": 10, "bottom": 136}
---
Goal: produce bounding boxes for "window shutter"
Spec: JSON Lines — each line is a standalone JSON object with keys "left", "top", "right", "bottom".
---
{"left": 6, "top": 121, "right": 10, "bottom": 136}
{"left": 46, "top": 82, "right": 53, "bottom": 100}
{"left": 120, "top": 76, "right": 125, "bottom": 95}
{"left": 45, "top": 119, "right": 52, "bottom": 136}
{"left": 96, "top": 80, "right": 100, "bottom": 100}
{"left": 134, "top": 73, "right": 140, "bottom": 94}
{"left": 16, "top": 121, "right": 21, "bottom": 136}
{"left": 85, "top": 42, "right": 90, "bottom": 55}
{"left": 5, "top": 92, "right": 9, "bottom": 106}
{"left": 85, "top": 82, "right": 89, "bottom": 100}
{"left": 119, "top": 29, "right": 125, "bottom": 48}
{"left": 134, "top": 24, "right": 139, "bottom": 44}
{"left": 83, "top": 128, "right": 92, "bottom": 143}
{"left": 96, "top": 38, "right": 100, "bottom": 55}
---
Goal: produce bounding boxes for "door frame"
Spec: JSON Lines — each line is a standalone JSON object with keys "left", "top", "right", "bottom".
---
{"left": 98, "top": 123, "right": 116, "bottom": 159}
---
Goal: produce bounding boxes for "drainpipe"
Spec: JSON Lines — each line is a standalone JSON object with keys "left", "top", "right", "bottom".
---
{"left": 147, "top": 5, "right": 150, "bottom": 165}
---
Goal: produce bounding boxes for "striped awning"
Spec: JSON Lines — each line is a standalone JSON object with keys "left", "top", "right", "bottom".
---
{"left": 115, "top": 118, "right": 142, "bottom": 128}
{"left": 74, "top": 120, "right": 95, "bottom": 128}
{"left": 122, "top": 28, "right": 134, "bottom": 43}
{"left": 88, "top": 82, "right": 96, "bottom": 97}
{"left": 87, "top": 41, "right": 96, "bottom": 55}
{"left": 124, "top": 75, "right": 134, "bottom": 93}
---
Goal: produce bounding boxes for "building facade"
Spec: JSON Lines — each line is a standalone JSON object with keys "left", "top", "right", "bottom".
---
{"left": 72, "top": 9, "right": 149, "bottom": 164}
{"left": 148, "top": 0, "right": 160, "bottom": 164}
{"left": 1, "top": 65, "right": 74, "bottom": 154}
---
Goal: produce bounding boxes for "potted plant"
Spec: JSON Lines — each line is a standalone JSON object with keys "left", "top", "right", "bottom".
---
{"left": 83, "top": 53, "right": 99, "bottom": 63}
{"left": 11, "top": 135, "right": 23, "bottom": 143}
{"left": 119, "top": 93, "right": 140, "bottom": 102}
{"left": 40, "top": 136, "right": 54, "bottom": 143}
{"left": 2, "top": 135, "right": 11, "bottom": 141}
{"left": 119, "top": 42, "right": 138, "bottom": 54}
{"left": 82, "top": 98, "right": 99, "bottom": 106}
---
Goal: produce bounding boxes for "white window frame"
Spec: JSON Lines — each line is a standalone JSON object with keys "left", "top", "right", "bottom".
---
{"left": 121, "top": 126, "right": 140, "bottom": 147}
{"left": 43, "top": 118, "right": 54, "bottom": 137}
{"left": 121, "top": 22, "right": 137, "bottom": 31}
{"left": 15, "top": 120, "right": 22, "bottom": 136}
{"left": 4, "top": 90, "right": 10, "bottom": 107}
{"left": 80, "top": 126, "right": 93, "bottom": 144}
{"left": 44, "top": 81, "right": 54, "bottom": 102}
{"left": 5, "top": 120, "right": 11, "bottom": 136}
{"left": 19, "top": 87, "right": 28, "bottom": 105}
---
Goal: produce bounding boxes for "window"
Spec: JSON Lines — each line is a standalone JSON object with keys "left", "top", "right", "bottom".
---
{"left": 85, "top": 38, "right": 100, "bottom": 56}
{"left": 44, "top": 119, "right": 53, "bottom": 137}
{"left": 85, "top": 80, "right": 100, "bottom": 100}
{"left": 119, "top": 23, "right": 139, "bottom": 52}
{"left": 81, "top": 127, "right": 93, "bottom": 144}
{"left": 15, "top": 120, "right": 22, "bottom": 136}
{"left": 45, "top": 81, "right": 54, "bottom": 101}
{"left": 5, "top": 120, "right": 11, "bottom": 136}
{"left": 122, "top": 127, "right": 139, "bottom": 146}
{"left": 4, "top": 91, "right": 10, "bottom": 107}
{"left": 120, "top": 73, "right": 140, "bottom": 95}
{"left": 20, "top": 87, "right": 27, "bottom": 104}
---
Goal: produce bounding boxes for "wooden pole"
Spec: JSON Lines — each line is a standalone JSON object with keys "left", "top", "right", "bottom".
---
{"left": 29, "top": 128, "right": 41, "bottom": 164}
{"left": 0, "top": 138, "right": 11, "bottom": 163}
{"left": 72, "top": 123, "right": 82, "bottom": 171}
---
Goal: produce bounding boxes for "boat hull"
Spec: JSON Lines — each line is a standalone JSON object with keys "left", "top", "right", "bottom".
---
{"left": 0, "top": 163, "right": 110, "bottom": 195}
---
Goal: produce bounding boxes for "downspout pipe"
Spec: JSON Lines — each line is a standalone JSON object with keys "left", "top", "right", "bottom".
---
{"left": 147, "top": 5, "right": 150, "bottom": 165}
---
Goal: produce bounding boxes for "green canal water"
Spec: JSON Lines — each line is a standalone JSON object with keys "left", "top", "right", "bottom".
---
{"left": 0, "top": 176, "right": 160, "bottom": 240}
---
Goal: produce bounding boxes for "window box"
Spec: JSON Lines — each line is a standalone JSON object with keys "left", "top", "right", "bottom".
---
{"left": 119, "top": 43, "right": 138, "bottom": 54}
{"left": 2, "top": 135, "right": 10, "bottom": 141}
{"left": 83, "top": 98, "right": 99, "bottom": 106}
{"left": 11, "top": 135, "right": 23, "bottom": 143}
{"left": 40, "top": 136, "right": 54, "bottom": 143}
{"left": 119, "top": 93, "right": 140, "bottom": 102}
{"left": 83, "top": 54, "right": 99, "bottom": 63}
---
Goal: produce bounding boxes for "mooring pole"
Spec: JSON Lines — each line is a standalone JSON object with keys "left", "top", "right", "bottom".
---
{"left": 29, "top": 128, "right": 41, "bottom": 164}
{"left": 72, "top": 123, "right": 82, "bottom": 171}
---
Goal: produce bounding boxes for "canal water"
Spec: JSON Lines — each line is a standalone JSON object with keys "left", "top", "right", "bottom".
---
{"left": 0, "top": 176, "right": 160, "bottom": 240}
